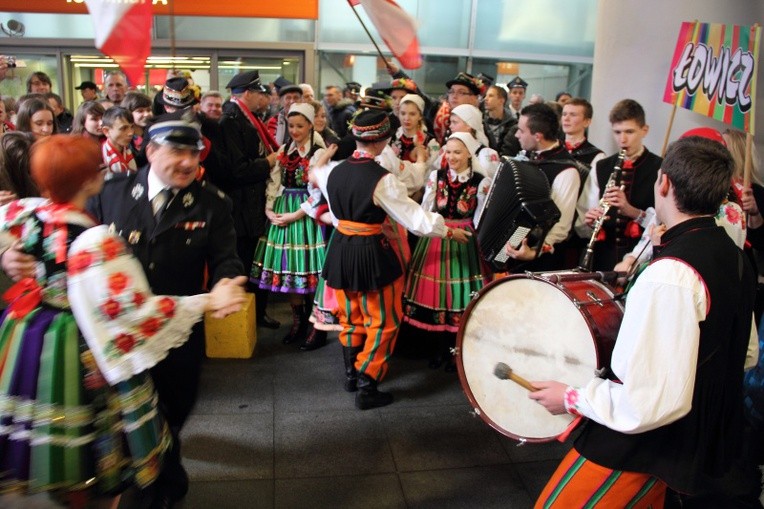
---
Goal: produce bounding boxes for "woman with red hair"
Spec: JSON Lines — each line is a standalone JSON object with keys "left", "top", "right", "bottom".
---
{"left": 0, "top": 135, "right": 245, "bottom": 507}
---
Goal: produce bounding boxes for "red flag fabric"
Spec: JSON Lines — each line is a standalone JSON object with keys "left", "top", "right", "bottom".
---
{"left": 349, "top": 0, "right": 422, "bottom": 70}
{"left": 84, "top": 0, "right": 152, "bottom": 86}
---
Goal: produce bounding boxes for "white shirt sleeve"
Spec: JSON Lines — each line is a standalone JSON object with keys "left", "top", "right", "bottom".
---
{"left": 299, "top": 148, "right": 329, "bottom": 218}
{"left": 746, "top": 315, "right": 759, "bottom": 370}
{"left": 624, "top": 209, "right": 657, "bottom": 264}
{"left": 474, "top": 176, "right": 492, "bottom": 226}
{"left": 68, "top": 226, "right": 210, "bottom": 385}
{"left": 373, "top": 174, "right": 447, "bottom": 238}
{"left": 575, "top": 162, "right": 601, "bottom": 238}
{"left": 589, "top": 152, "right": 606, "bottom": 172}
{"left": 265, "top": 147, "right": 284, "bottom": 210}
{"left": 476, "top": 147, "right": 501, "bottom": 180}
{"left": 544, "top": 167, "right": 580, "bottom": 248}
{"left": 571, "top": 259, "right": 706, "bottom": 433}
{"left": 376, "top": 144, "right": 427, "bottom": 195}
{"left": 420, "top": 169, "right": 438, "bottom": 212}
{"left": 431, "top": 147, "right": 445, "bottom": 171}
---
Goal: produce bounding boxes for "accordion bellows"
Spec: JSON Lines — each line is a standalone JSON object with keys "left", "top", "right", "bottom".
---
{"left": 476, "top": 158, "right": 561, "bottom": 271}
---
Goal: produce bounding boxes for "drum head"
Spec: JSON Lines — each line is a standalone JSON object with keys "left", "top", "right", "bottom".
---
{"left": 458, "top": 277, "right": 600, "bottom": 442}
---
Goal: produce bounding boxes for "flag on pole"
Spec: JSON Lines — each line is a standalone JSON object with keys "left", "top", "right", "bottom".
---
{"left": 663, "top": 21, "right": 761, "bottom": 134}
{"left": 83, "top": 0, "right": 152, "bottom": 86}
{"left": 348, "top": 0, "right": 422, "bottom": 69}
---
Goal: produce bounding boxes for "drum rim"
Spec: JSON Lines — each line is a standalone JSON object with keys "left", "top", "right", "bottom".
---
{"left": 456, "top": 274, "right": 566, "bottom": 443}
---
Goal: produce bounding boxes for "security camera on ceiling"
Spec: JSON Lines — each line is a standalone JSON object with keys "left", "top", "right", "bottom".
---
{"left": 1, "top": 19, "right": 25, "bottom": 37}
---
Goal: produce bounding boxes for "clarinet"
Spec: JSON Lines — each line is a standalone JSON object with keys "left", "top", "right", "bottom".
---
{"left": 579, "top": 149, "right": 627, "bottom": 271}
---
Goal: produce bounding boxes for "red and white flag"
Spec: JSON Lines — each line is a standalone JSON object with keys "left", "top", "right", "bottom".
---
{"left": 84, "top": 0, "right": 152, "bottom": 86}
{"left": 348, "top": 0, "right": 422, "bottom": 69}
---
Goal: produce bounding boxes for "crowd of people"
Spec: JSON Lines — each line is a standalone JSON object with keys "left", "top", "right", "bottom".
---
{"left": 0, "top": 54, "right": 763, "bottom": 508}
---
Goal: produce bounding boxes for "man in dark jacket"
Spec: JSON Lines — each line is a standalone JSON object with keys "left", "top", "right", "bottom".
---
{"left": 482, "top": 84, "right": 519, "bottom": 157}
{"left": 324, "top": 84, "right": 356, "bottom": 138}
{"left": 89, "top": 118, "right": 245, "bottom": 507}
{"left": 218, "top": 70, "right": 280, "bottom": 328}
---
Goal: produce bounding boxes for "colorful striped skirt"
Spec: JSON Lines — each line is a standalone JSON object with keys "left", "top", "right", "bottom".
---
{"left": 250, "top": 188, "right": 326, "bottom": 294}
{"left": 535, "top": 449, "right": 667, "bottom": 508}
{"left": 402, "top": 219, "right": 491, "bottom": 333}
{"left": 0, "top": 306, "right": 171, "bottom": 497}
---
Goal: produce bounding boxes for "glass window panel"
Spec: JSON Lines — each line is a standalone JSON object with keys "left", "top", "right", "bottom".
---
{"left": 473, "top": 0, "right": 596, "bottom": 57}
{"left": 0, "top": 12, "right": 94, "bottom": 39}
{"left": 154, "top": 16, "right": 314, "bottom": 43}
{"left": 318, "top": 0, "right": 470, "bottom": 48}
{"left": 316, "top": 51, "right": 465, "bottom": 101}
{"left": 471, "top": 58, "right": 590, "bottom": 104}
{"left": 218, "top": 56, "right": 301, "bottom": 93}
{"left": 0, "top": 54, "right": 59, "bottom": 99}
{"left": 412, "top": 0, "right": 471, "bottom": 49}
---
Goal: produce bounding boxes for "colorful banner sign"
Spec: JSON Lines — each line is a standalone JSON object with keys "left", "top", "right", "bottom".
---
{"left": 0, "top": 0, "right": 318, "bottom": 19}
{"left": 663, "top": 21, "right": 761, "bottom": 134}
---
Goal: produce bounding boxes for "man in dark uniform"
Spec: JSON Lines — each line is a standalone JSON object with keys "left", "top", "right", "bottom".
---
{"left": 88, "top": 119, "right": 244, "bottom": 508}
{"left": 218, "top": 70, "right": 280, "bottom": 329}
{"left": 268, "top": 76, "right": 303, "bottom": 146}
{"left": 507, "top": 76, "right": 528, "bottom": 120}
{"left": 575, "top": 99, "right": 662, "bottom": 270}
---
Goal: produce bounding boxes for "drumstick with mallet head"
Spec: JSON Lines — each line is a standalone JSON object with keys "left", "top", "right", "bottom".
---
{"left": 494, "top": 362, "right": 538, "bottom": 392}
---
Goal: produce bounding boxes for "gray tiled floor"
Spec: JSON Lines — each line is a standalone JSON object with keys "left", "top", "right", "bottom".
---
{"left": 174, "top": 297, "right": 569, "bottom": 508}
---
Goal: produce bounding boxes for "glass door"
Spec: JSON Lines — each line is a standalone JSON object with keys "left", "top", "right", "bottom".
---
{"left": 66, "top": 51, "right": 303, "bottom": 109}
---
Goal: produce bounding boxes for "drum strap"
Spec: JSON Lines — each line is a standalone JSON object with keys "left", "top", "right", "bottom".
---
{"left": 557, "top": 415, "right": 583, "bottom": 442}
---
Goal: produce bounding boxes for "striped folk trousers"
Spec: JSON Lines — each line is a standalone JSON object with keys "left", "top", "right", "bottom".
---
{"left": 535, "top": 449, "right": 667, "bottom": 509}
{"left": 334, "top": 276, "right": 404, "bottom": 382}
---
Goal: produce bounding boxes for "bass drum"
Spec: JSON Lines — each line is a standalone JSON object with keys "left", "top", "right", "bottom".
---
{"left": 456, "top": 272, "right": 623, "bottom": 443}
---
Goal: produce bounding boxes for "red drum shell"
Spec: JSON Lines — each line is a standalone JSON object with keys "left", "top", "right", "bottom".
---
{"left": 456, "top": 272, "right": 623, "bottom": 443}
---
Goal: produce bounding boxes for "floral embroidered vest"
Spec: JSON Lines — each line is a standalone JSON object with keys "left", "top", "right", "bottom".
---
{"left": 435, "top": 170, "right": 482, "bottom": 220}
{"left": 278, "top": 143, "right": 320, "bottom": 189}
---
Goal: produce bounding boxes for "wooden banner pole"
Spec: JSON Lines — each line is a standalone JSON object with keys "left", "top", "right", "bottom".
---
{"left": 661, "top": 104, "right": 677, "bottom": 157}
{"left": 744, "top": 133, "right": 754, "bottom": 188}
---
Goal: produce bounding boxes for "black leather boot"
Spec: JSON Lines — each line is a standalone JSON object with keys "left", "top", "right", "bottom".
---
{"left": 428, "top": 332, "right": 449, "bottom": 369}
{"left": 282, "top": 304, "right": 305, "bottom": 344}
{"left": 299, "top": 327, "right": 327, "bottom": 351}
{"left": 255, "top": 288, "right": 280, "bottom": 329}
{"left": 355, "top": 374, "right": 393, "bottom": 410}
{"left": 342, "top": 346, "right": 363, "bottom": 392}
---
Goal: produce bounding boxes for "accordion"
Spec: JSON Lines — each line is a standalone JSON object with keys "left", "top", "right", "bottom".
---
{"left": 476, "top": 158, "right": 561, "bottom": 271}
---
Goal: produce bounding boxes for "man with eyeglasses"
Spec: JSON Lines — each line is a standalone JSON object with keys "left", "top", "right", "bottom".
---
{"left": 26, "top": 71, "right": 52, "bottom": 94}
{"left": 433, "top": 72, "right": 484, "bottom": 145}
